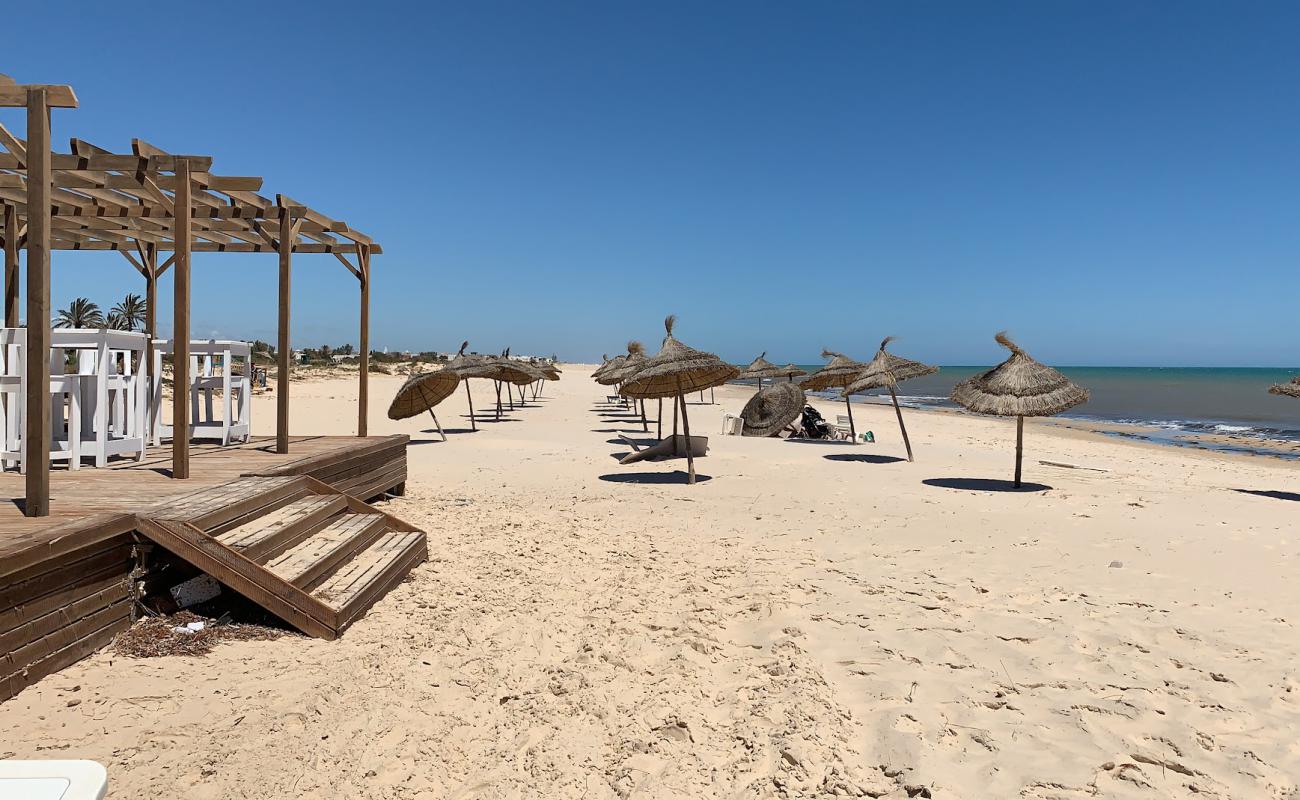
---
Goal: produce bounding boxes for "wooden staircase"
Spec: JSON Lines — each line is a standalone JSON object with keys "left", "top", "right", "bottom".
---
{"left": 136, "top": 475, "right": 426, "bottom": 639}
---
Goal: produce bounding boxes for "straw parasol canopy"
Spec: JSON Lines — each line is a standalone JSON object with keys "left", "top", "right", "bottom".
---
{"left": 620, "top": 315, "right": 739, "bottom": 484}
{"left": 950, "top": 332, "right": 1089, "bottom": 487}
{"left": 776, "top": 364, "right": 807, "bottom": 381}
{"left": 388, "top": 370, "right": 460, "bottom": 420}
{"left": 843, "top": 337, "right": 938, "bottom": 462}
{"left": 800, "top": 348, "right": 869, "bottom": 439}
{"left": 740, "top": 382, "right": 806, "bottom": 437}
{"left": 950, "top": 333, "right": 1087, "bottom": 417}
{"left": 388, "top": 368, "right": 460, "bottom": 440}
{"left": 738, "top": 352, "right": 785, "bottom": 387}
{"left": 592, "top": 354, "right": 626, "bottom": 383}
{"left": 443, "top": 341, "right": 497, "bottom": 431}
{"left": 598, "top": 341, "right": 645, "bottom": 386}
{"left": 620, "top": 317, "right": 740, "bottom": 400}
{"left": 1268, "top": 377, "right": 1300, "bottom": 399}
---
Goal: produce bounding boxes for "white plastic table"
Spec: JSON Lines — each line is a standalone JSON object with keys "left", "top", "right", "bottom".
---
{"left": 0, "top": 760, "right": 107, "bottom": 799}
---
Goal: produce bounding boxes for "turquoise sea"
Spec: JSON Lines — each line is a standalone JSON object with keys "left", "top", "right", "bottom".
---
{"left": 744, "top": 366, "right": 1300, "bottom": 455}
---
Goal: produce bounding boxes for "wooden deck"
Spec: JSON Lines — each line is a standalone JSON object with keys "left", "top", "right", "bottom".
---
{"left": 0, "top": 435, "right": 411, "bottom": 702}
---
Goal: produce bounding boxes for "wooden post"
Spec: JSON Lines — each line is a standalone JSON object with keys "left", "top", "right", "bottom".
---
{"left": 144, "top": 245, "right": 157, "bottom": 375}
{"left": 888, "top": 386, "right": 914, "bottom": 462}
{"left": 657, "top": 398, "right": 662, "bottom": 439}
{"left": 357, "top": 246, "right": 370, "bottom": 437}
{"left": 465, "top": 381, "right": 476, "bottom": 430}
{"left": 640, "top": 399, "right": 647, "bottom": 432}
{"left": 493, "top": 380, "right": 502, "bottom": 419}
{"left": 3, "top": 203, "right": 18, "bottom": 328}
{"left": 276, "top": 208, "right": 292, "bottom": 454}
{"left": 844, "top": 394, "right": 856, "bottom": 441}
{"left": 677, "top": 377, "right": 695, "bottom": 485}
{"left": 171, "top": 159, "right": 192, "bottom": 479}
{"left": 24, "top": 89, "right": 51, "bottom": 516}
{"left": 672, "top": 392, "right": 679, "bottom": 453}
{"left": 1014, "top": 415, "right": 1024, "bottom": 488}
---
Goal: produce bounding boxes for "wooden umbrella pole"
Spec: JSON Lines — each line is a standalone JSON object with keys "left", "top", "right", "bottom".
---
{"left": 428, "top": 409, "right": 446, "bottom": 441}
{"left": 678, "top": 380, "right": 695, "bottom": 484}
{"left": 493, "top": 380, "right": 502, "bottom": 419}
{"left": 640, "top": 399, "right": 648, "bottom": 432}
{"left": 845, "top": 394, "right": 857, "bottom": 441}
{"left": 888, "top": 386, "right": 914, "bottom": 462}
{"left": 710, "top": 387, "right": 715, "bottom": 404}
{"left": 1014, "top": 415, "right": 1024, "bottom": 488}
{"left": 465, "top": 382, "right": 476, "bottom": 431}
{"left": 657, "top": 398, "right": 662, "bottom": 439}
{"left": 507, "top": 380, "right": 514, "bottom": 411}
{"left": 672, "top": 393, "right": 679, "bottom": 453}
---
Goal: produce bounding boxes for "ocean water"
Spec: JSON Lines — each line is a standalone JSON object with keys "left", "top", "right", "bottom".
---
{"left": 746, "top": 366, "right": 1300, "bottom": 448}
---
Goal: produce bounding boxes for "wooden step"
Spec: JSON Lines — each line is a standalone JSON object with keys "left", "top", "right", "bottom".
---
{"left": 312, "top": 530, "right": 427, "bottom": 632}
{"left": 265, "top": 513, "right": 387, "bottom": 589}
{"left": 215, "top": 495, "right": 346, "bottom": 563}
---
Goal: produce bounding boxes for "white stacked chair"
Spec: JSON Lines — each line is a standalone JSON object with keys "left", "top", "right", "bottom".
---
{"left": 152, "top": 339, "right": 252, "bottom": 447}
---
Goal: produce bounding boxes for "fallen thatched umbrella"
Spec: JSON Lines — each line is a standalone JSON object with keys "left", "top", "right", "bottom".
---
{"left": 777, "top": 363, "right": 807, "bottom": 382}
{"left": 738, "top": 351, "right": 785, "bottom": 390}
{"left": 445, "top": 341, "right": 498, "bottom": 431}
{"left": 801, "top": 349, "right": 868, "bottom": 440}
{"left": 1269, "top": 377, "right": 1300, "bottom": 399}
{"left": 740, "top": 382, "right": 806, "bottom": 437}
{"left": 843, "top": 337, "right": 938, "bottom": 462}
{"left": 620, "top": 315, "right": 740, "bottom": 484}
{"left": 388, "top": 369, "right": 461, "bottom": 441}
{"left": 950, "top": 333, "right": 1089, "bottom": 487}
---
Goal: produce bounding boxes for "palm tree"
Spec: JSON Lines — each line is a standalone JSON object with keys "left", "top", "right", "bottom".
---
{"left": 110, "top": 293, "right": 146, "bottom": 332}
{"left": 55, "top": 298, "right": 104, "bottom": 329}
{"left": 106, "top": 311, "right": 131, "bottom": 330}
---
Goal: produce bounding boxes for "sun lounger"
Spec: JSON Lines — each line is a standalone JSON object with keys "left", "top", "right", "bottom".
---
{"left": 619, "top": 434, "right": 709, "bottom": 465}
{"left": 0, "top": 759, "right": 107, "bottom": 799}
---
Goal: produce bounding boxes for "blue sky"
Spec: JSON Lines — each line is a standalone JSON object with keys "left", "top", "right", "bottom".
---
{"left": 5, "top": 1, "right": 1299, "bottom": 366}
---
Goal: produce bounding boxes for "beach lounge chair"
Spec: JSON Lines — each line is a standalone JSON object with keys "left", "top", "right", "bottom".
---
{"left": 618, "top": 434, "right": 709, "bottom": 465}
{"left": 0, "top": 759, "right": 108, "bottom": 799}
{"left": 832, "top": 415, "right": 854, "bottom": 440}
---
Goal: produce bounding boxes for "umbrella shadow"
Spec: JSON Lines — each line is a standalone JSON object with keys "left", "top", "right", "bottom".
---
{"left": 1234, "top": 488, "right": 1300, "bottom": 502}
{"left": 922, "top": 478, "right": 1051, "bottom": 493}
{"left": 824, "top": 453, "right": 906, "bottom": 464}
{"left": 591, "top": 427, "right": 650, "bottom": 434}
{"left": 599, "top": 471, "right": 712, "bottom": 484}
{"left": 606, "top": 437, "right": 654, "bottom": 447}
{"left": 782, "top": 438, "right": 858, "bottom": 446}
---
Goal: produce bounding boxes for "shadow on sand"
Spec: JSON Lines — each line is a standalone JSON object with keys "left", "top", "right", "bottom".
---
{"left": 598, "top": 471, "right": 712, "bottom": 485}
{"left": 824, "top": 453, "right": 906, "bottom": 464}
{"left": 922, "top": 477, "right": 1051, "bottom": 493}
{"left": 1234, "top": 488, "right": 1300, "bottom": 502}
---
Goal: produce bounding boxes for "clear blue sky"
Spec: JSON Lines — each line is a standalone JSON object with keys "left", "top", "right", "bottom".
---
{"left": 6, "top": 1, "right": 1299, "bottom": 366}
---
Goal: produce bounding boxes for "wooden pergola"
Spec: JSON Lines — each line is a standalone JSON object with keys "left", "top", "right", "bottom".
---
{"left": 0, "top": 76, "right": 381, "bottom": 516}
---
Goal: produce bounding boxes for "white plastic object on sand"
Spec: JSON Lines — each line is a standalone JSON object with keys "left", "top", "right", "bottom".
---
{"left": 0, "top": 760, "right": 108, "bottom": 800}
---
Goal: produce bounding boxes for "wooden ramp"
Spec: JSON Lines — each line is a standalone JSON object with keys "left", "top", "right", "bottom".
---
{"left": 137, "top": 476, "right": 426, "bottom": 640}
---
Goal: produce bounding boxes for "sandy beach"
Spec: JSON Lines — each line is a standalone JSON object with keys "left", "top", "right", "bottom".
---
{"left": 2, "top": 365, "right": 1297, "bottom": 798}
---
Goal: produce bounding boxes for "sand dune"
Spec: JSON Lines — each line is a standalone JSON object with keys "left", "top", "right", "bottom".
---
{"left": 1, "top": 365, "right": 1297, "bottom": 798}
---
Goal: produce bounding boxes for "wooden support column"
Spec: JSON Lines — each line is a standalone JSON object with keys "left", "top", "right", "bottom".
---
{"left": 357, "top": 245, "right": 369, "bottom": 437}
{"left": 23, "top": 88, "right": 51, "bottom": 516}
{"left": 276, "top": 208, "right": 292, "bottom": 454}
{"left": 144, "top": 244, "right": 158, "bottom": 369}
{"left": 3, "top": 203, "right": 18, "bottom": 327}
{"left": 172, "top": 160, "right": 192, "bottom": 479}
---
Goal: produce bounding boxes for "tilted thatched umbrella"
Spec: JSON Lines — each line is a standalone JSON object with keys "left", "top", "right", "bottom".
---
{"left": 445, "top": 341, "right": 498, "bottom": 431}
{"left": 620, "top": 315, "right": 740, "bottom": 484}
{"left": 738, "top": 352, "right": 785, "bottom": 390}
{"left": 1268, "top": 377, "right": 1300, "bottom": 399}
{"left": 801, "top": 349, "right": 868, "bottom": 440}
{"left": 843, "top": 337, "right": 939, "bottom": 462}
{"left": 740, "top": 382, "right": 806, "bottom": 437}
{"left": 776, "top": 363, "right": 807, "bottom": 383}
{"left": 388, "top": 368, "right": 460, "bottom": 441}
{"left": 950, "top": 332, "right": 1089, "bottom": 487}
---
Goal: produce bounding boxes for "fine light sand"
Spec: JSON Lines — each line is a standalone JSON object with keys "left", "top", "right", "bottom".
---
{"left": 2, "top": 365, "right": 1298, "bottom": 798}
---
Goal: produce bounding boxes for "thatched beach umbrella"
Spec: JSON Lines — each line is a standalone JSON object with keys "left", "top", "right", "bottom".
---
{"left": 601, "top": 342, "right": 649, "bottom": 431}
{"left": 620, "top": 315, "right": 740, "bottom": 484}
{"left": 950, "top": 332, "right": 1089, "bottom": 487}
{"left": 738, "top": 352, "right": 785, "bottom": 390}
{"left": 388, "top": 369, "right": 460, "bottom": 441}
{"left": 776, "top": 364, "right": 807, "bottom": 382}
{"left": 843, "top": 337, "right": 938, "bottom": 462}
{"left": 1268, "top": 377, "right": 1300, "bottom": 399}
{"left": 740, "top": 382, "right": 805, "bottom": 437}
{"left": 445, "top": 341, "right": 497, "bottom": 431}
{"left": 801, "top": 349, "right": 868, "bottom": 440}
